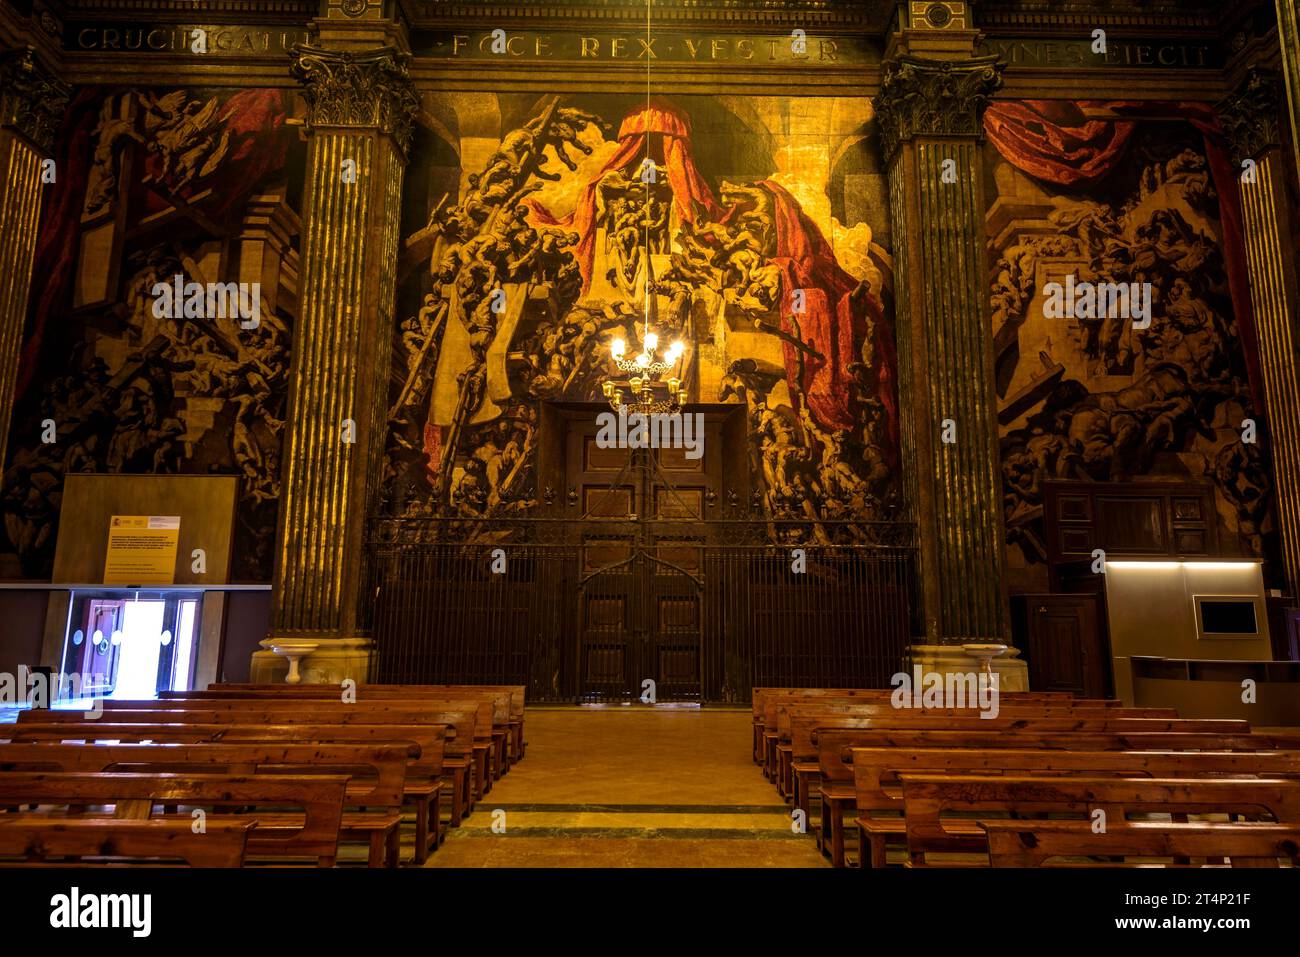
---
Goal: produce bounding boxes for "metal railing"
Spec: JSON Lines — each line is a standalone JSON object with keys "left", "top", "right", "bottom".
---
{"left": 366, "top": 516, "right": 917, "bottom": 703}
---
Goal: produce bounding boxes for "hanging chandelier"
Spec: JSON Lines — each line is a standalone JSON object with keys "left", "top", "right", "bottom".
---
{"left": 599, "top": 0, "right": 685, "bottom": 418}
{"left": 602, "top": 328, "right": 684, "bottom": 414}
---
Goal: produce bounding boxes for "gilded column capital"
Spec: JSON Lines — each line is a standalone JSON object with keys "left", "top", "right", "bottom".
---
{"left": 875, "top": 54, "right": 1002, "bottom": 164}
{"left": 0, "top": 47, "right": 71, "bottom": 155}
{"left": 1216, "top": 68, "right": 1283, "bottom": 166}
{"left": 289, "top": 44, "right": 419, "bottom": 159}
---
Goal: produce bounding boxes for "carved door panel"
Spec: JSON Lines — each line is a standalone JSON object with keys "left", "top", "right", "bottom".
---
{"left": 565, "top": 409, "right": 719, "bottom": 701}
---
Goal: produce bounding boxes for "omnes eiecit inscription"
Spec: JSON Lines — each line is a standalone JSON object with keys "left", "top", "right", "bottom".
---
{"left": 979, "top": 37, "right": 1220, "bottom": 69}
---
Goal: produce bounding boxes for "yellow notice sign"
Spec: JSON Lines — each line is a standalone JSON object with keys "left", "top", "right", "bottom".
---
{"left": 103, "top": 515, "right": 181, "bottom": 585}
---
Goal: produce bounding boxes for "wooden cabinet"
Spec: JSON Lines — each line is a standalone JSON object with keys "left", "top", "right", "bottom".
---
{"left": 1013, "top": 593, "right": 1109, "bottom": 698}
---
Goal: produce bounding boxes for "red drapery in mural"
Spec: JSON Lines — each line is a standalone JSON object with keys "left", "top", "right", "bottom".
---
{"left": 525, "top": 103, "right": 897, "bottom": 450}
{"left": 526, "top": 100, "right": 722, "bottom": 290}
{"left": 14, "top": 88, "right": 99, "bottom": 402}
{"left": 760, "top": 180, "right": 898, "bottom": 456}
{"left": 984, "top": 100, "right": 1138, "bottom": 188}
{"left": 983, "top": 99, "right": 1265, "bottom": 417}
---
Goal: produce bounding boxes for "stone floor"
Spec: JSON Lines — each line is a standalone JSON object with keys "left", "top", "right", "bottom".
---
{"left": 420, "top": 706, "right": 829, "bottom": 868}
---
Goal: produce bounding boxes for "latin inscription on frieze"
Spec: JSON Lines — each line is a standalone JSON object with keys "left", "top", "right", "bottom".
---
{"left": 410, "top": 30, "right": 878, "bottom": 65}
{"left": 69, "top": 24, "right": 310, "bottom": 55}
{"left": 980, "top": 37, "right": 1220, "bottom": 70}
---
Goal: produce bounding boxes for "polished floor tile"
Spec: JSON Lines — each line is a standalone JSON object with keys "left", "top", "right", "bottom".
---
{"left": 424, "top": 706, "right": 829, "bottom": 868}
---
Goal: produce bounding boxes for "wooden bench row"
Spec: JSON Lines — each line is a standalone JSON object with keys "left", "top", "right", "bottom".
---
{"left": 192, "top": 683, "right": 528, "bottom": 767}
{"left": 816, "top": 730, "right": 1300, "bottom": 867}
{"left": 862, "top": 773, "right": 1300, "bottom": 867}
{"left": 95, "top": 693, "right": 504, "bottom": 796}
{"left": 0, "top": 742, "right": 417, "bottom": 867}
{"left": 0, "top": 683, "right": 527, "bottom": 867}
{"left": 750, "top": 687, "right": 1103, "bottom": 763}
{"left": 751, "top": 687, "right": 1300, "bottom": 868}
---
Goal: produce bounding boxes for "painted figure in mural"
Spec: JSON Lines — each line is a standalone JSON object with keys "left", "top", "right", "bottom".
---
{"left": 389, "top": 96, "right": 900, "bottom": 540}
{"left": 138, "top": 91, "right": 233, "bottom": 195}
{"left": 84, "top": 96, "right": 147, "bottom": 217}
{"left": 991, "top": 118, "right": 1267, "bottom": 566}
{"left": 0, "top": 86, "right": 296, "bottom": 579}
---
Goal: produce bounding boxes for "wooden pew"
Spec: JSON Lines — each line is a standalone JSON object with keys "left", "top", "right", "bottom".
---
{"left": 781, "top": 703, "right": 1177, "bottom": 803}
{"left": 201, "top": 683, "right": 528, "bottom": 764}
{"left": 752, "top": 688, "right": 1097, "bottom": 765}
{"left": 752, "top": 689, "right": 903, "bottom": 763}
{"left": 170, "top": 686, "right": 517, "bottom": 777}
{"left": 17, "top": 703, "right": 485, "bottom": 815}
{"left": 3, "top": 721, "right": 464, "bottom": 835}
{"left": 0, "top": 741, "right": 422, "bottom": 865}
{"left": 758, "top": 691, "right": 1125, "bottom": 776}
{"left": 0, "top": 818, "right": 254, "bottom": 867}
{"left": 851, "top": 747, "right": 1300, "bottom": 868}
{"left": 775, "top": 710, "right": 1249, "bottom": 801}
{"left": 812, "top": 728, "right": 1294, "bottom": 867}
{"left": 76, "top": 698, "right": 498, "bottom": 800}
{"left": 893, "top": 774, "right": 1300, "bottom": 866}
{"left": 0, "top": 771, "right": 352, "bottom": 866}
{"left": 981, "top": 820, "right": 1300, "bottom": 867}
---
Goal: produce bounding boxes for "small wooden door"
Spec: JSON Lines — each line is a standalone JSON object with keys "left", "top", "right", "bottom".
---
{"left": 1014, "top": 593, "right": 1110, "bottom": 698}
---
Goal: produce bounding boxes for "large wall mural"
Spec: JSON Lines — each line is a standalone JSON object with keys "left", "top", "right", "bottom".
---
{"left": 985, "top": 100, "right": 1273, "bottom": 588}
{"left": 0, "top": 86, "right": 303, "bottom": 581}
{"left": 386, "top": 93, "right": 899, "bottom": 535}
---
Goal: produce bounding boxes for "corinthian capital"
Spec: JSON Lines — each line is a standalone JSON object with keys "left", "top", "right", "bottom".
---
{"left": 875, "top": 54, "right": 1003, "bottom": 164}
{"left": 1216, "top": 68, "right": 1282, "bottom": 167}
{"left": 0, "top": 47, "right": 71, "bottom": 155}
{"left": 290, "top": 45, "right": 420, "bottom": 159}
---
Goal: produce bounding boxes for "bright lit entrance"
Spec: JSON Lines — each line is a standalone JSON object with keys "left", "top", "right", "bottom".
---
{"left": 59, "top": 590, "right": 204, "bottom": 701}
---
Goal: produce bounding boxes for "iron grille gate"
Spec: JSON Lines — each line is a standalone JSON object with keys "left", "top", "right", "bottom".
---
{"left": 368, "top": 519, "right": 918, "bottom": 703}
{"left": 577, "top": 549, "right": 703, "bottom": 703}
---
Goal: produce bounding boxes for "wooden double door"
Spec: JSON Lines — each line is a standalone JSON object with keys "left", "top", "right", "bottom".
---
{"left": 557, "top": 406, "right": 731, "bottom": 702}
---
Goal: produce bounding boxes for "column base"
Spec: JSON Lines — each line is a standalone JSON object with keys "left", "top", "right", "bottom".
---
{"left": 907, "top": 643, "right": 1030, "bottom": 692}
{"left": 250, "top": 637, "right": 374, "bottom": 685}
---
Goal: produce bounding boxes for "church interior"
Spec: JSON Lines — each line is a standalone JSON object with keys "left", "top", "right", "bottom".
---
{"left": 3, "top": 0, "right": 1300, "bottom": 903}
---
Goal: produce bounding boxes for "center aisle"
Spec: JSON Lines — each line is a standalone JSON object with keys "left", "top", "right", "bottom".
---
{"left": 426, "top": 706, "right": 829, "bottom": 867}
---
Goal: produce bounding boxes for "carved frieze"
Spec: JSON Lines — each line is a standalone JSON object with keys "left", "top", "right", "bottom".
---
{"left": 874, "top": 54, "right": 1003, "bottom": 163}
{"left": 0, "top": 48, "right": 71, "bottom": 155}
{"left": 290, "top": 45, "right": 420, "bottom": 158}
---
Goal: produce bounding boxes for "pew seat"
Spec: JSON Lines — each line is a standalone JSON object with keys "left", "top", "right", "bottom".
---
{"left": 0, "top": 817, "right": 254, "bottom": 867}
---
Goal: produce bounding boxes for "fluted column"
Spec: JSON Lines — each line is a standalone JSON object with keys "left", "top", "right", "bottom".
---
{"left": 1276, "top": 0, "right": 1300, "bottom": 177}
{"left": 256, "top": 44, "right": 418, "bottom": 683}
{"left": 876, "top": 45, "right": 1026, "bottom": 687}
{"left": 0, "top": 47, "right": 69, "bottom": 471}
{"left": 1217, "top": 69, "right": 1300, "bottom": 600}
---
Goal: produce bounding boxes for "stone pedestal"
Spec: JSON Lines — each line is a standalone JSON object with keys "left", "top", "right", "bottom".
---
{"left": 907, "top": 643, "right": 1029, "bottom": 692}
{"left": 250, "top": 637, "right": 373, "bottom": 685}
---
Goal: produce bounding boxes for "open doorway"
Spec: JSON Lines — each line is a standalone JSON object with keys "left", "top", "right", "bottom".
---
{"left": 59, "top": 591, "right": 203, "bottom": 702}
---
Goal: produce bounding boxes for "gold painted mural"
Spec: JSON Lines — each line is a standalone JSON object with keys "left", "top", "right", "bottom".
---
{"left": 1, "top": 86, "right": 302, "bottom": 580}
{"left": 985, "top": 103, "right": 1274, "bottom": 587}
{"left": 386, "top": 93, "right": 899, "bottom": 530}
